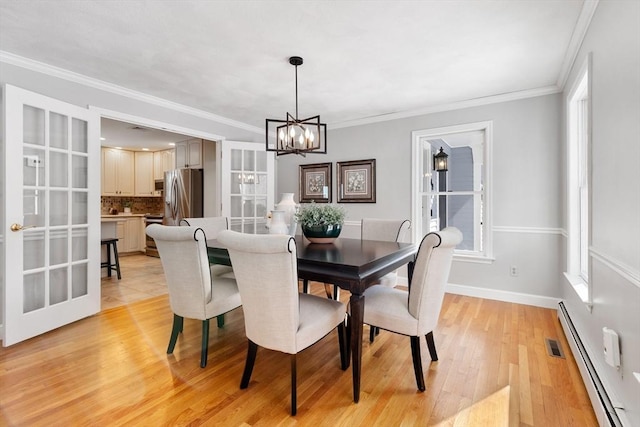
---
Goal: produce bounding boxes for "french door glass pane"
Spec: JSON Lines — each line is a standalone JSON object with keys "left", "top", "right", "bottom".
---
{"left": 23, "top": 229, "right": 45, "bottom": 270}
{"left": 50, "top": 230, "right": 68, "bottom": 265}
{"left": 72, "top": 155, "right": 88, "bottom": 188}
{"left": 256, "top": 151, "right": 267, "bottom": 172}
{"left": 72, "top": 263, "right": 88, "bottom": 298}
{"left": 50, "top": 151, "right": 68, "bottom": 187}
{"left": 50, "top": 191, "right": 68, "bottom": 226}
{"left": 49, "top": 267, "right": 68, "bottom": 305}
{"left": 72, "top": 118, "right": 88, "bottom": 153}
{"left": 23, "top": 189, "right": 45, "bottom": 227}
{"left": 230, "top": 149, "right": 242, "bottom": 170}
{"left": 24, "top": 271, "right": 45, "bottom": 313}
{"left": 243, "top": 151, "right": 255, "bottom": 171}
{"left": 72, "top": 228, "right": 88, "bottom": 261}
{"left": 72, "top": 192, "right": 87, "bottom": 224}
{"left": 23, "top": 105, "right": 45, "bottom": 146}
{"left": 23, "top": 147, "right": 45, "bottom": 186}
{"left": 50, "top": 112, "right": 68, "bottom": 149}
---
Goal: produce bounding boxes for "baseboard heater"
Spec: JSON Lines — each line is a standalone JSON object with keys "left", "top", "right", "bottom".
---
{"left": 558, "top": 301, "right": 623, "bottom": 426}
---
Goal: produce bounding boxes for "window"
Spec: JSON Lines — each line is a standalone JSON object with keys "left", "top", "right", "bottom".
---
{"left": 412, "top": 121, "right": 493, "bottom": 261}
{"left": 566, "top": 56, "right": 591, "bottom": 303}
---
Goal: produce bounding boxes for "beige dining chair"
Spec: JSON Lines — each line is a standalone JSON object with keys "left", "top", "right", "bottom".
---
{"left": 181, "top": 217, "right": 234, "bottom": 278}
{"left": 217, "top": 230, "right": 348, "bottom": 416}
{"left": 362, "top": 227, "right": 462, "bottom": 391}
{"left": 146, "top": 224, "right": 242, "bottom": 368}
{"left": 361, "top": 218, "right": 411, "bottom": 341}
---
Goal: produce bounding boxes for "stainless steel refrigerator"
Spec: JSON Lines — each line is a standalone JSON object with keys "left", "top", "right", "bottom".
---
{"left": 163, "top": 169, "right": 203, "bottom": 226}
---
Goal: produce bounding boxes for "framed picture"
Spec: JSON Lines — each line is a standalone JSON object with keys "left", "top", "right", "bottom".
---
{"left": 299, "top": 162, "right": 332, "bottom": 203}
{"left": 337, "top": 159, "right": 376, "bottom": 203}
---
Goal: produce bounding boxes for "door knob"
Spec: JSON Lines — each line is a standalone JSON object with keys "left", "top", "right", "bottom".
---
{"left": 10, "top": 223, "right": 36, "bottom": 232}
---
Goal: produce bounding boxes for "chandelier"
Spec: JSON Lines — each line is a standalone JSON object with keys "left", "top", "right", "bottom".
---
{"left": 265, "top": 56, "right": 327, "bottom": 156}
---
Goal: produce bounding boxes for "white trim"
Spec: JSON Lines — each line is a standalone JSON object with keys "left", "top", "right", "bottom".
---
{"left": 493, "top": 226, "right": 564, "bottom": 235}
{"left": 556, "top": 0, "right": 600, "bottom": 89}
{"left": 590, "top": 247, "right": 640, "bottom": 288}
{"left": 563, "top": 272, "right": 591, "bottom": 307}
{"left": 0, "top": 51, "right": 264, "bottom": 136}
{"left": 333, "top": 87, "right": 559, "bottom": 129}
{"left": 446, "top": 283, "right": 560, "bottom": 309}
{"left": 89, "top": 107, "right": 225, "bottom": 143}
{"left": 411, "top": 121, "right": 493, "bottom": 259}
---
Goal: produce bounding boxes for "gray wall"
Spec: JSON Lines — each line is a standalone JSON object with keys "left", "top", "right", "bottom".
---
{"left": 277, "top": 93, "right": 564, "bottom": 300}
{"left": 560, "top": 1, "right": 640, "bottom": 425}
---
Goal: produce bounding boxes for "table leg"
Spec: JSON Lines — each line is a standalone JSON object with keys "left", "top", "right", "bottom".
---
{"left": 349, "top": 293, "right": 364, "bottom": 403}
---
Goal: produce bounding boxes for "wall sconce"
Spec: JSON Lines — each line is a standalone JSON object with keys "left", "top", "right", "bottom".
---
{"left": 433, "top": 147, "right": 449, "bottom": 172}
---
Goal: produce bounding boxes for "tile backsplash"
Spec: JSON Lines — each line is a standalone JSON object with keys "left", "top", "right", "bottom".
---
{"left": 101, "top": 196, "right": 164, "bottom": 215}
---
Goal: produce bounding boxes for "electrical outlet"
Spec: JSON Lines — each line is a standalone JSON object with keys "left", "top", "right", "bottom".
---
{"left": 510, "top": 265, "right": 518, "bottom": 277}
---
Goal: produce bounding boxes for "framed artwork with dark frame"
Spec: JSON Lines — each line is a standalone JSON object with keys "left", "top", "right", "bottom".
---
{"left": 299, "top": 162, "right": 332, "bottom": 203}
{"left": 337, "top": 159, "right": 376, "bottom": 203}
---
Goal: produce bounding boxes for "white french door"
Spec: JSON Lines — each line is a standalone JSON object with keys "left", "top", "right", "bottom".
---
{"left": 221, "top": 141, "right": 274, "bottom": 234}
{"left": 2, "top": 85, "right": 100, "bottom": 346}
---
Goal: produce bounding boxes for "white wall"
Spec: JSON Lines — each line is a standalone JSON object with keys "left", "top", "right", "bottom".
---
{"left": 560, "top": 1, "right": 640, "bottom": 425}
{"left": 277, "top": 93, "right": 563, "bottom": 304}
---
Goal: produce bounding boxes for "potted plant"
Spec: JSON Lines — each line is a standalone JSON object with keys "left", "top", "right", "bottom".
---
{"left": 123, "top": 200, "right": 132, "bottom": 213}
{"left": 295, "top": 202, "right": 346, "bottom": 243}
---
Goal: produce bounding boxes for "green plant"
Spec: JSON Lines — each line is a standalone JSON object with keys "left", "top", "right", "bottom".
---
{"left": 295, "top": 202, "right": 346, "bottom": 228}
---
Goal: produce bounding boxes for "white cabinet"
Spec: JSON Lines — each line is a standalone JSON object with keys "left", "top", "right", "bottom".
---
{"left": 117, "top": 217, "right": 144, "bottom": 253}
{"left": 153, "top": 149, "right": 175, "bottom": 179}
{"left": 102, "top": 148, "right": 134, "bottom": 196}
{"left": 175, "top": 139, "right": 202, "bottom": 169}
{"left": 134, "top": 151, "right": 155, "bottom": 196}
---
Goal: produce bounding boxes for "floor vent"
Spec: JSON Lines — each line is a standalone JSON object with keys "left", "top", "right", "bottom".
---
{"left": 545, "top": 338, "right": 565, "bottom": 358}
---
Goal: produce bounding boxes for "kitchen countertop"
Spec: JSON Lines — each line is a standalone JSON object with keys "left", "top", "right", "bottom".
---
{"left": 101, "top": 213, "right": 146, "bottom": 221}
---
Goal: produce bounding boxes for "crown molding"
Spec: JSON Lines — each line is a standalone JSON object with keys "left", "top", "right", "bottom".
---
{"left": 330, "top": 85, "right": 561, "bottom": 129}
{"left": 0, "top": 50, "right": 265, "bottom": 136}
{"left": 556, "top": 0, "right": 599, "bottom": 90}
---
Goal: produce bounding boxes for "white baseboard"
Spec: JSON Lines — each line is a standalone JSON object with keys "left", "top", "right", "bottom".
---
{"left": 445, "top": 282, "right": 560, "bottom": 309}
{"left": 395, "top": 278, "right": 560, "bottom": 309}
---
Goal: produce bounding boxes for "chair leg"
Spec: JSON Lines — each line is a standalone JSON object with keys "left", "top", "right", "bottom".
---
{"left": 425, "top": 331, "right": 438, "bottom": 361}
{"left": 369, "top": 325, "right": 380, "bottom": 342}
{"left": 302, "top": 279, "right": 309, "bottom": 293}
{"left": 290, "top": 354, "right": 297, "bottom": 416}
{"left": 410, "top": 336, "right": 426, "bottom": 391}
{"left": 240, "top": 340, "right": 258, "bottom": 389}
{"left": 337, "top": 320, "right": 348, "bottom": 370}
{"left": 106, "top": 242, "right": 112, "bottom": 277}
{"left": 112, "top": 241, "right": 121, "bottom": 280}
{"left": 217, "top": 314, "right": 225, "bottom": 328}
{"left": 167, "top": 314, "right": 183, "bottom": 354}
{"left": 200, "top": 319, "right": 210, "bottom": 368}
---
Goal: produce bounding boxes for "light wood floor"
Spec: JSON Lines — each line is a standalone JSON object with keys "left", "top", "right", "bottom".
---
{"left": 0, "top": 256, "right": 597, "bottom": 426}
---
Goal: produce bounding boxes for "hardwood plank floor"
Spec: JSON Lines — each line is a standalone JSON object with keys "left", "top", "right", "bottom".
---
{"left": 1, "top": 256, "right": 597, "bottom": 426}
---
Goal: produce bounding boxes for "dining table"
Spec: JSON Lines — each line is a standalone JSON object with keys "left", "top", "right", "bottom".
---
{"left": 207, "top": 234, "right": 417, "bottom": 403}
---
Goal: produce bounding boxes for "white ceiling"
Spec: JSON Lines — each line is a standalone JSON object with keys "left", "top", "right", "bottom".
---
{"left": 0, "top": 0, "right": 591, "bottom": 149}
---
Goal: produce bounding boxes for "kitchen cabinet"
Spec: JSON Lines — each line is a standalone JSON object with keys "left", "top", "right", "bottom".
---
{"left": 175, "top": 139, "right": 202, "bottom": 169}
{"left": 116, "top": 216, "right": 144, "bottom": 253}
{"left": 134, "top": 151, "right": 155, "bottom": 196}
{"left": 153, "top": 149, "right": 175, "bottom": 179}
{"left": 102, "top": 148, "right": 134, "bottom": 196}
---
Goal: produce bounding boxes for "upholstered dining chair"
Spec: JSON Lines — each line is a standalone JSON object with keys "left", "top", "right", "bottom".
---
{"left": 361, "top": 218, "right": 411, "bottom": 287}
{"left": 217, "top": 230, "right": 348, "bottom": 416}
{"left": 361, "top": 218, "right": 411, "bottom": 341}
{"left": 362, "top": 227, "right": 462, "bottom": 391}
{"left": 146, "top": 224, "right": 242, "bottom": 368}
{"left": 181, "top": 217, "right": 234, "bottom": 278}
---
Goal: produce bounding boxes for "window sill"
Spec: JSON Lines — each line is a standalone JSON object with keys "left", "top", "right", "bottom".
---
{"left": 563, "top": 272, "right": 592, "bottom": 310}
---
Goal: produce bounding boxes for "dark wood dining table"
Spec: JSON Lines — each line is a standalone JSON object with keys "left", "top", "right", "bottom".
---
{"left": 207, "top": 235, "right": 417, "bottom": 403}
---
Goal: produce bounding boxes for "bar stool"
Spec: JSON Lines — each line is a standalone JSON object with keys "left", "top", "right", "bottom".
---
{"left": 101, "top": 238, "right": 121, "bottom": 280}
